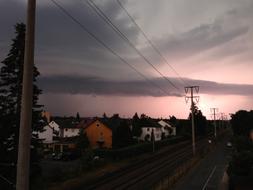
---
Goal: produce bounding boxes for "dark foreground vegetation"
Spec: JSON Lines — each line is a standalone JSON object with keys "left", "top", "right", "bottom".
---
{"left": 227, "top": 110, "right": 253, "bottom": 189}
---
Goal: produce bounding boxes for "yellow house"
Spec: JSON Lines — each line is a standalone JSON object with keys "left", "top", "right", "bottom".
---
{"left": 83, "top": 119, "right": 112, "bottom": 149}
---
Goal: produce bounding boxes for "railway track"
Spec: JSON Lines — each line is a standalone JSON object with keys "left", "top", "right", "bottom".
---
{"left": 86, "top": 137, "right": 209, "bottom": 190}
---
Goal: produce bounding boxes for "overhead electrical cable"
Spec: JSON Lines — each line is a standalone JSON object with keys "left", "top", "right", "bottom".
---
{"left": 50, "top": 0, "right": 174, "bottom": 96}
{"left": 116, "top": 0, "right": 187, "bottom": 86}
{"left": 85, "top": 0, "right": 182, "bottom": 93}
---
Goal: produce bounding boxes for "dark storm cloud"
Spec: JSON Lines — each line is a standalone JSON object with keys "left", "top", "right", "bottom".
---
{"left": 0, "top": 0, "right": 140, "bottom": 71}
{"left": 38, "top": 75, "right": 253, "bottom": 97}
{"left": 0, "top": 0, "right": 25, "bottom": 57}
{"left": 38, "top": 75, "right": 181, "bottom": 97}
{"left": 36, "top": 0, "right": 139, "bottom": 52}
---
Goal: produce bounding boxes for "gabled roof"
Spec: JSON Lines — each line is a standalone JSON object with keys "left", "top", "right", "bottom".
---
{"left": 139, "top": 118, "right": 161, "bottom": 128}
{"left": 76, "top": 118, "right": 96, "bottom": 129}
{"left": 80, "top": 117, "right": 131, "bottom": 131}
{"left": 79, "top": 118, "right": 112, "bottom": 131}
{"left": 158, "top": 120, "right": 173, "bottom": 128}
{"left": 52, "top": 117, "right": 79, "bottom": 129}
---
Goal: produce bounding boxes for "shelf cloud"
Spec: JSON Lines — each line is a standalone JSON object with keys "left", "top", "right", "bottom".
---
{"left": 38, "top": 75, "right": 253, "bottom": 97}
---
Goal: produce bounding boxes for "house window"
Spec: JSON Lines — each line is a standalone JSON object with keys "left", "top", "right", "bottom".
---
{"left": 147, "top": 128, "right": 150, "bottom": 131}
{"left": 65, "top": 129, "right": 68, "bottom": 131}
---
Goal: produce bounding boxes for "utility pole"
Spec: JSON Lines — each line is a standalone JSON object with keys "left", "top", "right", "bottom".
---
{"left": 185, "top": 86, "right": 200, "bottom": 155}
{"left": 210, "top": 108, "right": 218, "bottom": 138}
{"left": 16, "top": 0, "right": 36, "bottom": 190}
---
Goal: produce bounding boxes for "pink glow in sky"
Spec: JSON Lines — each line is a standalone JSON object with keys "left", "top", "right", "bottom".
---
{"left": 40, "top": 93, "right": 252, "bottom": 119}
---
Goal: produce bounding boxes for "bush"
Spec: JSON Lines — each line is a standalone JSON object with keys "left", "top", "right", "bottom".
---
{"left": 227, "top": 135, "right": 253, "bottom": 177}
{"left": 228, "top": 150, "right": 253, "bottom": 176}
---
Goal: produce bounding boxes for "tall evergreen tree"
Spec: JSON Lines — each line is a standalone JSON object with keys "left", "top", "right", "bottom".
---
{"left": 76, "top": 128, "right": 89, "bottom": 154}
{"left": 113, "top": 120, "right": 133, "bottom": 148}
{"left": 76, "top": 112, "right": 80, "bottom": 122}
{"left": 132, "top": 113, "right": 142, "bottom": 137}
{"left": 0, "top": 23, "right": 44, "bottom": 189}
{"left": 103, "top": 112, "right": 107, "bottom": 119}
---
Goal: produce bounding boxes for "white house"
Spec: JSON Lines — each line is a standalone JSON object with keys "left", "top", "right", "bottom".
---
{"left": 140, "top": 127, "right": 163, "bottom": 141}
{"left": 38, "top": 121, "right": 60, "bottom": 143}
{"left": 62, "top": 127, "right": 80, "bottom": 138}
{"left": 158, "top": 120, "right": 176, "bottom": 137}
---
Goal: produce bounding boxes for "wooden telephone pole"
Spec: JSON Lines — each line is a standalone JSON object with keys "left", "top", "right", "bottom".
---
{"left": 16, "top": 0, "right": 36, "bottom": 190}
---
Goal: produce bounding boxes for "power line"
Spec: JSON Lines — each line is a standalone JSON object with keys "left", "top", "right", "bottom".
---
{"left": 115, "top": 0, "right": 187, "bottom": 86}
{"left": 87, "top": 0, "right": 181, "bottom": 93}
{"left": 50, "top": 0, "right": 172, "bottom": 96}
{"left": 85, "top": 0, "right": 182, "bottom": 93}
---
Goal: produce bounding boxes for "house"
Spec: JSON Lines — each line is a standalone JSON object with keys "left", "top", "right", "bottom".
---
{"left": 38, "top": 120, "right": 61, "bottom": 152}
{"left": 49, "top": 137, "right": 78, "bottom": 152}
{"left": 39, "top": 115, "right": 82, "bottom": 152}
{"left": 53, "top": 117, "right": 80, "bottom": 138}
{"left": 139, "top": 118, "right": 163, "bottom": 141}
{"left": 38, "top": 121, "right": 60, "bottom": 144}
{"left": 81, "top": 118, "right": 113, "bottom": 149}
{"left": 158, "top": 120, "right": 176, "bottom": 137}
{"left": 62, "top": 127, "right": 80, "bottom": 138}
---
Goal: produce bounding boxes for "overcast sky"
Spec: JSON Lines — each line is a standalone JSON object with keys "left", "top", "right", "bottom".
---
{"left": 0, "top": 0, "right": 253, "bottom": 118}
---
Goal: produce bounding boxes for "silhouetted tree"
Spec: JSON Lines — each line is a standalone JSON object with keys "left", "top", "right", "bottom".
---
{"left": 132, "top": 113, "right": 142, "bottom": 137}
{"left": 228, "top": 110, "right": 253, "bottom": 177}
{"left": 140, "top": 113, "right": 148, "bottom": 119}
{"left": 76, "top": 128, "right": 89, "bottom": 154}
{"left": 188, "top": 104, "right": 207, "bottom": 136}
{"left": 113, "top": 120, "right": 132, "bottom": 148}
{"left": 231, "top": 110, "right": 253, "bottom": 137}
{"left": 0, "top": 23, "right": 44, "bottom": 189}
{"left": 111, "top": 113, "right": 120, "bottom": 119}
{"left": 103, "top": 112, "right": 107, "bottom": 119}
{"left": 76, "top": 112, "right": 80, "bottom": 122}
{"left": 169, "top": 115, "right": 177, "bottom": 126}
